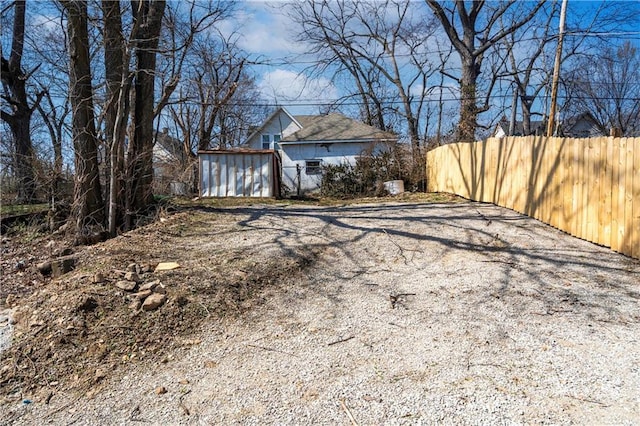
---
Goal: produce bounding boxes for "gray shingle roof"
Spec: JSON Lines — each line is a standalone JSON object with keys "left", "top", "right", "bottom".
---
{"left": 282, "top": 113, "right": 396, "bottom": 142}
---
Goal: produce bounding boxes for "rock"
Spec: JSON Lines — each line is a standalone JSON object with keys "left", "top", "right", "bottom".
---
{"left": 5, "top": 294, "right": 16, "bottom": 307}
{"left": 133, "top": 289, "right": 152, "bottom": 300}
{"left": 155, "top": 386, "right": 167, "bottom": 395}
{"left": 53, "top": 247, "right": 74, "bottom": 257}
{"left": 142, "top": 293, "right": 166, "bottom": 311}
{"left": 116, "top": 280, "right": 137, "bottom": 291}
{"left": 178, "top": 379, "right": 189, "bottom": 385}
{"left": 129, "top": 299, "right": 142, "bottom": 311}
{"left": 153, "top": 284, "right": 167, "bottom": 295}
{"left": 95, "top": 369, "right": 107, "bottom": 382}
{"left": 141, "top": 264, "right": 153, "bottom": 273}
{"left": 37, "top": 261, "right": 52, "bottom": 276}
{"left": 76, "top": 296, "right": 98, "bottom": 312}
{"left": 124, "top": 271, "right": 140, "bottom": 283}
{"left": 92, "top": 273, "right": 105, "bottom": 284}
{"left": 9, "top": 307, "right": 26, "bottom": 326}
{"left": 51, "top": 256, "right": 77, "bottom": 277}
{"left": 154, "top": 262, "right": 180, "bottom": 272}
{"left": 13, "top": 260, "right": 26, "bottom": 271}
{"left": 139, "top": 280, "right": 160, "bottom": 292}
{"left": 126, "top": 263, "right": 138, "bottom": 273}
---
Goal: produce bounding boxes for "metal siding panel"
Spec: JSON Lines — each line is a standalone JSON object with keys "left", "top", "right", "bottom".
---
{"left": 246, "top": 154, "right": 255, "bottom": 197}
{"left": 200, "top": 156, "right": 207, "bottom": 197}
{"left": 218, "top": 155, "right": 226, "bottom": 197}
{"left": 207, "top": 155, "right": 214, "bottom": 197}
{"left": 205, "top": 155, "right": 211, "bottom": 197}
{"left": 252, "top": 155, "right": 258, "bottom": 197}
{"left": 262, "top": 157, "right": 270, "bottom": 197}
{"left": 237, "top": 155, "right": 245, "bottom": 197}
{"left": 266, "top": 153, "right": 273, "bottom": 197}
{"left": 228, "top": 155, "right": 236, "bottom": 197}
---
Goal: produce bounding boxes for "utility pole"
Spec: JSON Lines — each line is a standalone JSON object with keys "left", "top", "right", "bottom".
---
{"left": 509, "top": 89, "right": 518, "bottom": 136}
{"left": 547, "top": 0, "right": 568, "bottom": 137}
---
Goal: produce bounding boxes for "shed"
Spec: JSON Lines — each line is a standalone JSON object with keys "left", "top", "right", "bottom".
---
{"left": 199, "top": 150, "right": 281, "bottom": 198}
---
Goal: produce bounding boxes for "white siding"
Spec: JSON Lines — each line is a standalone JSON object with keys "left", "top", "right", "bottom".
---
{"left": 199, "top": 152, "right": 275, "bottom": 197}
{"left": 279, "top": 142, "right": 377, "bottom": 193}
{"left": 246, "top": 110, "right": 301, "bottom": 149}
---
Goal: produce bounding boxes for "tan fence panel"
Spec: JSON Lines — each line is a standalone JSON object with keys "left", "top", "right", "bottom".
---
{"left": 427, "top": 136, "right": 640, "bottom": 259}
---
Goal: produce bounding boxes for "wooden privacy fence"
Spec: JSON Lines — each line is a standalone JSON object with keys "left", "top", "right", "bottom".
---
{"left": 427, "top": 136, "right": 640, "bottom": 259}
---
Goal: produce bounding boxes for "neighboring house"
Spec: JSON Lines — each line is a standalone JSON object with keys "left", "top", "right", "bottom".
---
{"left": 494, "top": 118, "right": 545, "bottom": 138}
{"left": 153, "top": 128, "right": 194, "bottom": 195}
{"left": 243, "top": 107, "right": 397, "bottom": 193}
{"left": 558, "top": 112, "right": 605, "bottom": 138}
{"left": 493, "top": 112, "right": 606, "bottom": 139}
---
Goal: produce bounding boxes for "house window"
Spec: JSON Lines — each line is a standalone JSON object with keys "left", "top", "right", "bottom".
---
{"left": 273, "top": 134, "right": 281, "bottom": 150}
{"left": 261, "top": 134, "right": 270, "bottom": 149}
{"left": 305, "top": 160, "right": 322, "bottom": 175}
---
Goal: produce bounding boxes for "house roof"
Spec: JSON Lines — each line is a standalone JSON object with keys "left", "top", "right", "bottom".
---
{"left": 495, "top": 119, "right": 545, "bottom": 136}
{"left": 560, "top": 112, "right": 599, "bottom": 132}
{"left": 283, "top": 113, "right": 396, "bottom": 142}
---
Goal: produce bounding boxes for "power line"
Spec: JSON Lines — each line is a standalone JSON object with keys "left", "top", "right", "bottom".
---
{"left": 169, "top": 93, "right": 640, "bottom": 109}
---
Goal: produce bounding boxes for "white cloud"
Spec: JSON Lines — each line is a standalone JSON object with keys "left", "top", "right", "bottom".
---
{"left": 258, "top": 69, "right": 338, "bottom": 102}
{"left": 218, "top": 4, "right": 308, "bottom": 56}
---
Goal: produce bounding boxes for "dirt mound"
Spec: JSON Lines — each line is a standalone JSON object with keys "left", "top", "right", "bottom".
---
{"left": 0, "top": 209, "right": 316, "bottom": 404}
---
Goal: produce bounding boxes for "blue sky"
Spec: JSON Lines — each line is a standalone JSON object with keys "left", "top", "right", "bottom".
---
{"left": 9, "top": 1, "right": 640, "bottom": 129}
{"left": 216, "top": 1, "right": 340, "bottom": 115}
{"left": 215, "top": 0, "right": 640, "bottom": 119}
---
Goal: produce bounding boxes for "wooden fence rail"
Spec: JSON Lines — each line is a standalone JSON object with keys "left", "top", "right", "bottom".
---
{"left": 426, "top": 136, "right": 640, "bottom": 259}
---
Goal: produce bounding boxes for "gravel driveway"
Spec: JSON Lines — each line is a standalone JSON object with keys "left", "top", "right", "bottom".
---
{"left": 7, "top": 201, "right": 640, "bottom": 424}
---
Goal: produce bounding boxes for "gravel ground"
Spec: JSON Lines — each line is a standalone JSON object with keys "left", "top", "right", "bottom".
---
{"left": 4, "top": 201, "right": 640, "bottom": 425}
{"left": 0, "top": 309, "right": 11, "bottom": 354}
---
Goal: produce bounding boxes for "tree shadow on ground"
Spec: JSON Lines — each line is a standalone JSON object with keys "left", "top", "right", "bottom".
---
{"left": 181, "top": 201, "right": 640, "bottom": 324}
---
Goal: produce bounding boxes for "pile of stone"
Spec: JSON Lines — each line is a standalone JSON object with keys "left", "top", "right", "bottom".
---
{"left": 111, "top": 263, "right": 167, "bottom": 312}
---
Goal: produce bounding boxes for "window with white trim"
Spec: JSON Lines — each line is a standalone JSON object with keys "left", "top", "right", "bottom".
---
{"left": 261, "top": 134, "right": 270, "bottom": 149}
{"left": 273, "top": 134, "right": 281, "bottom": 150}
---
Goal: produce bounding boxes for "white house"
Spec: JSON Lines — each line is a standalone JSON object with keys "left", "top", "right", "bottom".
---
{"left": 243, "top": 107, "right": 397, "bottom": 194}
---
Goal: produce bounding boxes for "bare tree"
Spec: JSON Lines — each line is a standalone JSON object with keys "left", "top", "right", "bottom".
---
{"left": 425, "top": 0, "right": 545, "bottom": 141}
{"left": 289, "top": 0, "right": 440, "bottom": 152}
{"left": 166, "top": 33, "right": 266, "bottom": 192}
{"left": 0, "top": 0, "right": 45, "bottom": 203}
{"left": 497, "top": 1, "right": 638, "bottom": 137}
{"left": 125, "top": 0, "right": 166, "bottom": 228}
{"left": 23, "top": 2, "right": 72, "bottom": 204}
{"left": 60, "top": 0, "right": 104, "bottom": 242}
{"left": 563, "top": 41, "right": 640, "bottom": 137}
{"left": 101, "top": 0, "right": 131, "bottom": 236}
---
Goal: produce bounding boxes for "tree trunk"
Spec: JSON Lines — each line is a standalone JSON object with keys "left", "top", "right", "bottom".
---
{"left": 63, "top": 0, "right": 104, "bottom": 242}
{"left": 458, "top": 52, "right": 480, "bottom": 142}
{"left": 127, "top": 0, "right": 166, "bottom": 226}
{"left": 0, "top": 0, "right": 36, "bottom": 203}
{"left": 102, "top": 0, "right": 128, "bottom": 236}
{"left": 426, "top": 0, "right": 545, "bottom": 142}
{"left": 6, "top": 112, "right": 35, "bottom": 202}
